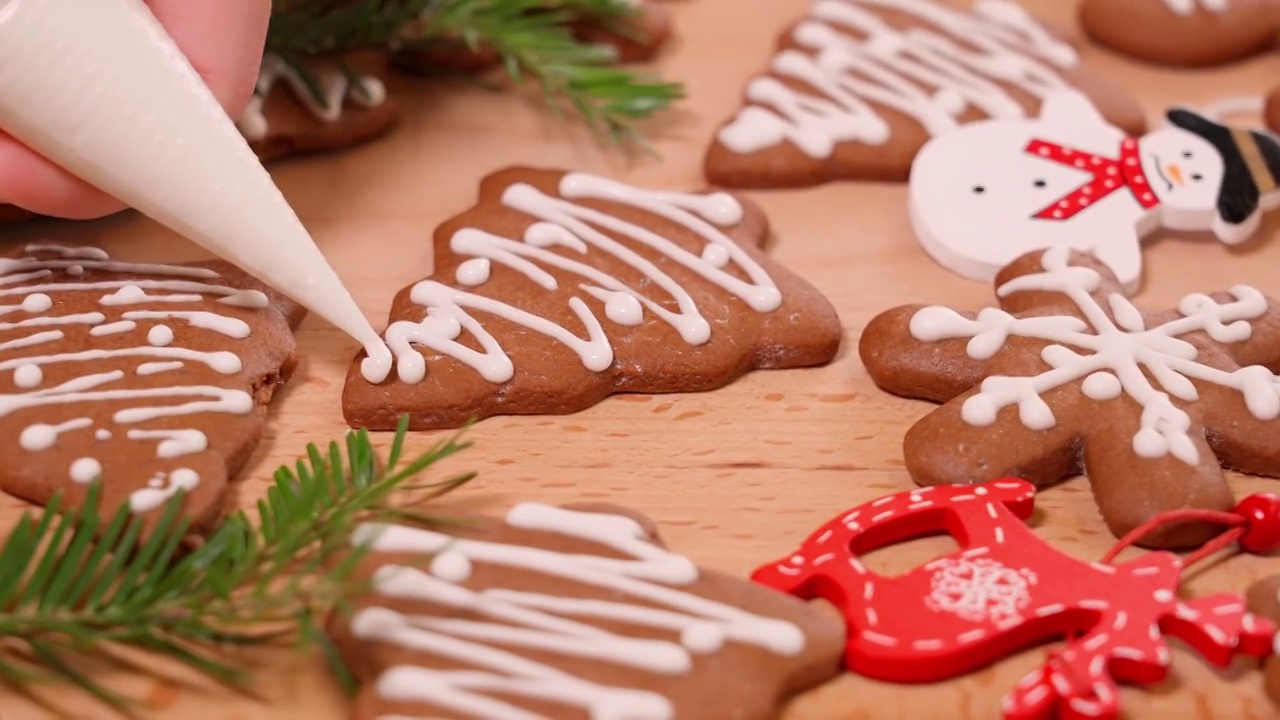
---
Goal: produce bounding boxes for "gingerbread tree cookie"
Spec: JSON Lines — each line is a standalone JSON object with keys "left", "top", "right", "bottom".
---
{"left": 704, "top": 0, "right": 1146, "bottom": 187}
{"left": 0, "top": 244, "right": 302, "bottom": 530}
{"left": 342, "top": 167, "right": 842, "bottom": 430}
{"left": 328, "top": 502, "right": 846, "bottom": 720}
{"left": 859, "top": 247, "right": 1280, "bottom": 548}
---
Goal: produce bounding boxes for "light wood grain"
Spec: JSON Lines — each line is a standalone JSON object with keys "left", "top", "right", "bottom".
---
{"left": 2, "top": 1, "right": 1280, "bottom": 718}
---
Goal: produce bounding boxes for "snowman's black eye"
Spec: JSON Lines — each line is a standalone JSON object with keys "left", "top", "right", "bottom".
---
{"left": 1182, "top": 151, "right": 1193, "bottom": 159}
{"left": 1033, "top": 179, "right": 1046, "bottom": 188}
{"left": 972, "top": 186, "right": 985, "bottom": 194}
{"left": 1191, "top": 173, "right": 1203, "bottom": 181}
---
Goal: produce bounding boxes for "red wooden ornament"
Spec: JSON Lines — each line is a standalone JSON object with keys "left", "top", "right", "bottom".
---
{"left": 752, "top": 479, "right": 1277, "bottom": 720}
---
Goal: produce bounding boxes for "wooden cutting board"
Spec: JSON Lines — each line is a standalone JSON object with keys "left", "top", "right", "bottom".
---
{"left": 0, "top": 1, "right": 1278, "bottom": 717}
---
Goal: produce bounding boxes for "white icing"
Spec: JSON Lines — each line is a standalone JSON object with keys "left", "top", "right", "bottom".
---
{"left": 128, "top": 468, "right": 200, "bottom": 513}
{"left": 1160, "top": 0, "right": 1229, "bottom": 15}
{"left": 136, "top": 361, "right": 185, "bottom": 376}
{"left": 455, "top": 258, "right": 492, "bottom": 287}
{"left": 19, "top": 417, "right": 92, "bottom": 451}
{"left": 237, "top": 53, "right": 388, "bottom": 142}
{"left": 0, "top": 245, "right": 275, "bottom": 514}
{"left": 13, "top": 364, "right": 42, "bottom": 388}
{"left": 147, "top": 325, "right": 174, "bottom": 347}
{"left": 90, "top": 320, "right": 136, "bottom": 336}
{"left": 908, "top": 246, "right": 1279, "bottom": 464}
{"left": 718, "top": 0, "right": 1080, "bottom": 157}
{"left": 350, "top": 503, "right": 805, "bottom": 718}
{"left": 126, "top": 429, "right": 208, "bottom": 458}
{"left": 384, "top": 174, "right": 779, "bottom": 385}
{"left": 69, "top": 457, "right": 101, "bottom": 483}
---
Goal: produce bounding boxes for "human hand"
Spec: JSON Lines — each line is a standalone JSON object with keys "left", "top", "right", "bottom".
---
{"left": 0, "top": 0, "right": 271, "bottom": 219}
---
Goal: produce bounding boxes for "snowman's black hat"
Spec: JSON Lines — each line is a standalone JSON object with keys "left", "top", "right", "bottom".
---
{"left": 1166, "top": 108, "right": 1280, "bottom": 228}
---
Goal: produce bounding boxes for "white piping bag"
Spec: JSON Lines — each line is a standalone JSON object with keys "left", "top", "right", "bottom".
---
{"left": 0, "top": 0, "right": 393, "bottom": 382}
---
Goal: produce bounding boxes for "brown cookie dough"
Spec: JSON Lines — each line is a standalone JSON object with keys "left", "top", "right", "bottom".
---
{"left": 704, "top": 0, "right": 1146, "bottom": 187}
{"left": 0, "top": 243, "right": 303, "bottom": 532}
{"left": 327, "top": 501, "right": 846, "bottom": 720}
{"left": 341, "top": 166, "right": 842, "bottom": 430}
{"left": 858, "top": 247, "right": 1280, "bottom": 548}
{"left": 237, "top": 52, "right": 399, "bottom": 163}
{"left": 1080, "top": 0, "right": 1280, "bottom": 68}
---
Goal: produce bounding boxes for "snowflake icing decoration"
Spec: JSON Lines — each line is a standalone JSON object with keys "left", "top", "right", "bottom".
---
{"left": 924, "top": 557, "right": 1037, "bottom": 623}
{"left": 909, "top": 247, "right": 1280, "bottom": 465}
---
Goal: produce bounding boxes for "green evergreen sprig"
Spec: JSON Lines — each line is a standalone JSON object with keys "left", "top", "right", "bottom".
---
{"left": 264, "top": 0, "right": 683, "bottom": 145}
{"left": 0, "top": 417, "right": 472, "bottom": 714}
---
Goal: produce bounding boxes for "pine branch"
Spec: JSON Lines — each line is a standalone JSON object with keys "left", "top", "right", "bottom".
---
{"left": 413, "top": 0, "right": 683, "bottom": 145}
{"left": 0, "top": 416, "right": 473, "bottom": 714}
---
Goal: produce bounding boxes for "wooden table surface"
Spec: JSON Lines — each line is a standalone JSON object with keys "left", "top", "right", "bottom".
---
{"left": 3, "top": 1, "right": 1280, "bottom": 718}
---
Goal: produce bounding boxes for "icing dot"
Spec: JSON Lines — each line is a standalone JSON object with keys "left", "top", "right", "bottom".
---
{"left": 69, "top": 457, "right": 102, "bottom": 484}
{"left": 430, "top": 551, "right": 473, "bottom": 582}
{"left": 148, "top": 474, "right": 165, "bottom": 489}
{"left": 20, "top": 425, "right": 58, "bottom": 451}
{"left": 700, "top": 192, "right": 745, "bottom": 225}
{"left": 66, "top": 265, "right": 84, "bottom": 276}
{"left": 455, "top": 258, "right": 492, "bottom": 286}
{"left": 21, "top": 293, "right": 52, "bottom": 313}
{"left": 208, "top": 351, "right": 242, "bottom": 374}
{"left": 95, "top": 429, "right": 112, "bottom": 440}
{"left": 701, "top": 244, "right": 731, "bottom": 268}
{"left": 789, "top": 555, "right": 805, "bottom": 565}
{"left": 1153, "top": 589, "right": 1174, "bottom": 603}
{"left": 103, "top": 285, "right": 147, "bottom": 304}
{"left": 148, "top": 325, "right": 174, "bottom": 346}
{"left": 681, "top": 623, "right": 727, "bottom": 653}
{"left": 219, "top": 289, "right": 270, "bottom": 308}
{"left": 604, "top": 292, "right": 644, "bottom": 326}
{"left": 13, "top": 364, "right": 42, "bottom": 388}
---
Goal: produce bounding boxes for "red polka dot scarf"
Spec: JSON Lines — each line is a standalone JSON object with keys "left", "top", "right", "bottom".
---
{"left": 1025, "top": 138, "right": 1158, "bottom": 220}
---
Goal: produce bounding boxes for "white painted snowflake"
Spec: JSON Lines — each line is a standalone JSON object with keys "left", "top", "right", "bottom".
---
{"left": 924, "top": 557, "right": 1037, "bottom": 623}
{"left": 908, "top": 246, "right": 1280, "bottom": 466}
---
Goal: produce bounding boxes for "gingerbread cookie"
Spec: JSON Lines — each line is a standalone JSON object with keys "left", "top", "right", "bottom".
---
{"left": 858, "top": 247, "right": 1280, "bottom": 548}
{"left": 704, "top": 0, "right": 1146, "bottom": 187}
{"left": 342, "top": 167, "right": 841, "bottom": 430}
{"left": 909, "top": 91, "right": 1280, "bottom": 291}
{"left": 0, "top": 244, "right": 302, "bottom": 530}
{"left": 236, "top": 52, "right": 399, "bottom": 163}
{"left": 1080, "top": 0, "right": 1280, "bottom": 68}
{"left": 0, "top": 205, "right": 36, "bottom": 225}
{"left": 328, "top": 502, "right": 846, "bottom": 720}
{"left": 1246, "top": 575, "right": 1280, "bottom": 705}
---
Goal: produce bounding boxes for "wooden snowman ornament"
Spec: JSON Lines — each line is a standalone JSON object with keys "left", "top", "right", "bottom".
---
{"left": 909, "top": 90, "right": 1280, "bottom": 292}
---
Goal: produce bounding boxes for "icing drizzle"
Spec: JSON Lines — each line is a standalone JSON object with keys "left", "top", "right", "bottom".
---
{"left": 384, "top": 173, "right": 782, "bottom": 384}
{"left": 1, "top": 245, "right": 273, "bottom": 513}
{"left": 349, "top": 503, "right": 806, "bottom": 719}
{"left": 1160, "top": 0, "right": 1229, "bottom": 15}
{"left": 718, "top": 0, "right": 1081, "bottom": 157}
{"left": 236, "top": 53, "right": 388, "bottom": 142}
{"left": 907, "top": 246, "right": 1280, "bottom": 465}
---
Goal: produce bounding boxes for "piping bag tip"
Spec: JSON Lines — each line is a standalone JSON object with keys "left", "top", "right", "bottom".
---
{"left": 0, "top": 0, "right": 394, "bottom": 383}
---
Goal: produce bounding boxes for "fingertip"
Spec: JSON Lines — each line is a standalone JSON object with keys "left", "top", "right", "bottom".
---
{"left": 0, "top": 135, "right": 126, "bottom": 219}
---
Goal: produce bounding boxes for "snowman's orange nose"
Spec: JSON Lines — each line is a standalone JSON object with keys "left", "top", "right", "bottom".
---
{"left": 1167, "top": 164, "right": 1185, "bottom": 185}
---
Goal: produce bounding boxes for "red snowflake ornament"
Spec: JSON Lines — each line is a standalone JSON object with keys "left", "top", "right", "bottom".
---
{"left": 752, "top": 479, "right": 1277, "bottom": 720}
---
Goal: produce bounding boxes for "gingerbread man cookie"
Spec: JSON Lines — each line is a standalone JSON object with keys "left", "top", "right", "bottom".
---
{"left": 704, "top": 0, "right": 1145, "bottom": 187}
{"left": 0, "top": 244, "right": 303, "bottom": 530}
{"left": 859, "top": 247, "right": 1280, "bottom": 548}
{"left": 1080, "top": 0, "right": 1280, "bottom": 68}
{"left": 343, "top": 167, "right": 841, "bottom": 430}
{"left": 909, "top": 90, "right": 1280, "bottom": 291}
{"left": 328, "top": 502, "right": 846, "bottom": 719}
